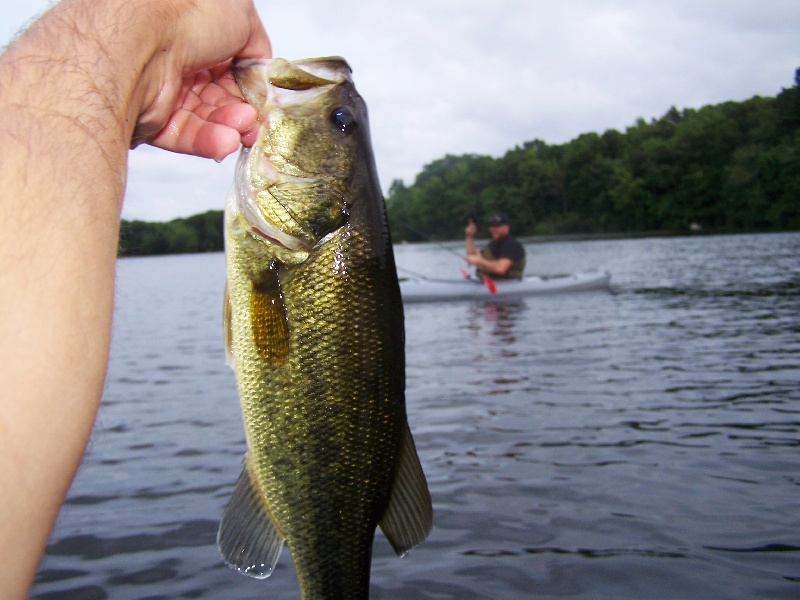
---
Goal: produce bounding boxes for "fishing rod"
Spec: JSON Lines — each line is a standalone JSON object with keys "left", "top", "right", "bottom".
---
{"left": 393, "top": 217, "right": 496, "bottom": 295}
{"left": 396, "top": 266, "right": 436, "bottom": 280}
{"left": 392, "top": 217, "right": 465, "bottom": 261}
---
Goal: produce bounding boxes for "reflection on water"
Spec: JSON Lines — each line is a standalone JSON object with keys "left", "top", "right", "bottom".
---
{"left": 32, "top": 233, "right": 800, "bottom": 599}
{"left": 467, "top": 301, "right": 525, "bottom": 355}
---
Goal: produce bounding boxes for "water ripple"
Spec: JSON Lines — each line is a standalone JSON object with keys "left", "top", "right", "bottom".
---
{"left": 32, "top": 236, "right": 800, "bottom": 599}
{"left": 46, "top": 520, "right": 218, "bottom": 560}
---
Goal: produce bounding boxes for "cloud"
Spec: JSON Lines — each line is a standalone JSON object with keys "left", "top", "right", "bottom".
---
{"left": 2, "top": 0, "right": 799, "bottom": 221}
{"left": 261, "top": 0, "right": 800, "bottom": 193}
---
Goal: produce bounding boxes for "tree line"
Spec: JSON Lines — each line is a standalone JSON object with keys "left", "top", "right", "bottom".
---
{"left": 386, "top": 67, "right": 800, "bottom": 241}
{"left": 119, "top": 67, "right": 800, "bottom": 255}
{"left": 119, "top": 210, "right": 224, "bottom": 256}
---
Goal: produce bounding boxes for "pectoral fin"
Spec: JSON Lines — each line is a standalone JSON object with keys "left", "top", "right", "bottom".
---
{"left": 217, "top": 459, "right": 285, "bottom": 579}
{"left": 379, "top": 424, "right": 433, "bottom": 556}
{"left": 250, "top": 267, "right": 290, "bottom": 365}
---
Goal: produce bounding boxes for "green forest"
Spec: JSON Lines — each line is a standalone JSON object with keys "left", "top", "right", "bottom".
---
{"left": 119, "top": 210, "right": 224, "bottom": 257}
{"left": 387, "top": 68, "right": 800, "bottom": 240}
{"left": 119, "top": 67, "right": 800, "bottom": 256}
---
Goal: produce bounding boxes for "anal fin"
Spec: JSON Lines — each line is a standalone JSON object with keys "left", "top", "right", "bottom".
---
{"left": 379, "top": 423, "right": 433, "bottom": 556}
{"left": 217, "top": 458, "right": 285, "bottom": 579}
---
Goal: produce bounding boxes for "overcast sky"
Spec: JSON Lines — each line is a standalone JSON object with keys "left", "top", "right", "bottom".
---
{"left": 3, "top": 1, "right": 799, "bottom": 222}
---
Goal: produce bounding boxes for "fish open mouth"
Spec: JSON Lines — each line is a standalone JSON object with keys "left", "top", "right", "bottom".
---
{"left": 232, "top": 57, "right": 355, "bottom": 251}
{"left": 235, "top": 57, "right": 352, "bottom": 107}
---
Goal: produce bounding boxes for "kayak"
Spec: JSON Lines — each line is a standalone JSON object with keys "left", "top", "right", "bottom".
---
{"left": 399, "top": 271, "right": 611, "bottom": 303}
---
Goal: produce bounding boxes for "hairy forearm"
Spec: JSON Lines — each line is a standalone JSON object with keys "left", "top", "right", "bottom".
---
{"left": 1, "top": 0, "right": 170, "bottom": 159}
{"left": 0, "top": 116, "right": 119, "bottom": 597}
{"left": 0, "top": 1, "right": 170, "bottom": 596}
{"left": 0, "top": 0, "right": 269, "bottom": 591}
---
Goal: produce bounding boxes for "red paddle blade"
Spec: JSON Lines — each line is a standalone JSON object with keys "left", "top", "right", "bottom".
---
{"left": 482, "top": 275, "right": 497, "bottom": 295}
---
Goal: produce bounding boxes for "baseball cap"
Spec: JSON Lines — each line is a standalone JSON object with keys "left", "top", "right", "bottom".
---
{"left": 487, "top": 212, "right": 509, "bottom": 226}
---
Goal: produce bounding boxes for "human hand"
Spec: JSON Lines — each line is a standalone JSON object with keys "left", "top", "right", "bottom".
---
{"left": 135, "top": 67, "right": 261, "bottom": 161}
{"left": 130, "top": 0, "right": 272, "bottom": 161}
{"left": 465, "top": 218, "right": 477, "bottom": 238}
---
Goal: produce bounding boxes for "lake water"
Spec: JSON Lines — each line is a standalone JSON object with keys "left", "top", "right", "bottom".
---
{"left": 31, "top": 232, "right": 800, "bottom": 599}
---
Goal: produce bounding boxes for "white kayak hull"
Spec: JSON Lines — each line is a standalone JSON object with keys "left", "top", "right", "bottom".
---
{"left": 399, "top": 271, "right": 611, "bottom": 303}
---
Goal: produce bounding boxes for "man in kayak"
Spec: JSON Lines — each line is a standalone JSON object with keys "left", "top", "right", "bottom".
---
{"left": 465, "top": 213, "right": 526, "bottom": 280}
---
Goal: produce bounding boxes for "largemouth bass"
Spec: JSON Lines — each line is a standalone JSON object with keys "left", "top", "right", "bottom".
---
{"left": 218, "top": 57, "right": 432, "bottom": 598}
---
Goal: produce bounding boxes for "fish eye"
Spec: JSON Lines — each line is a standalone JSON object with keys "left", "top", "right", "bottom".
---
{"left": 330, "top": 107, "right": 358, "bottom": 134}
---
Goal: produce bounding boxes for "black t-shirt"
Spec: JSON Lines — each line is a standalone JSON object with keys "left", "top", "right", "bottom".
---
{"left": 479, "top": 235, "right": 526, "bottom": 279}
{"left": 488, "top": 235, "right": 525, "bottom": 263}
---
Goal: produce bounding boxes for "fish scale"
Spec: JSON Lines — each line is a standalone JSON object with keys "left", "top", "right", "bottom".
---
{"left": 241, "top": 231, "right": 399, "bottom": 597}
{"left": 218, "top": 57, "right": 431, "bottom": 598}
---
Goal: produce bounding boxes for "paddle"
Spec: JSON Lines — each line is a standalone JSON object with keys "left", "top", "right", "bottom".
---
{"left": 460, "top": 269, "right": 497, "bottom": 295}
{"left": 482, "top": 275, "right": 498, "bottom": 295}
